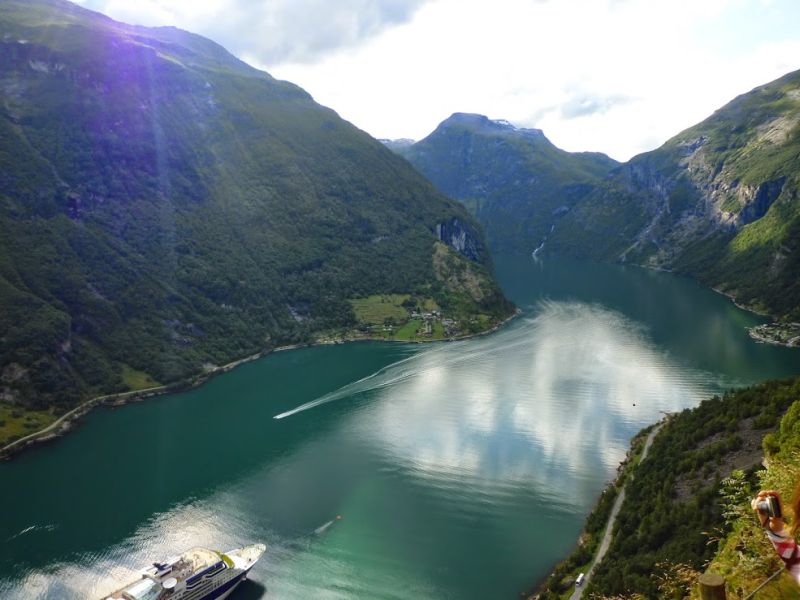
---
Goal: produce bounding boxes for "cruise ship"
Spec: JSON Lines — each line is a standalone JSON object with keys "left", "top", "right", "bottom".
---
{"left": 103, "top": 543, "right": 266, "bottom": 600}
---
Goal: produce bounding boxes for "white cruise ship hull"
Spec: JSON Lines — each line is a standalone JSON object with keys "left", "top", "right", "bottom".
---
{"left": 104, "top": 543, "right": 266, "bottom": 600}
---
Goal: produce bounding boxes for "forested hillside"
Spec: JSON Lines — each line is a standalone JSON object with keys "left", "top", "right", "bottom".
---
{"left": 549, "top": 69, "right": 800, "bottom": 321}
{"left": 392, "top": 70, "right": 800, "bottom": 321}
{"left": 704, "top": 391, "right": 800, "bottom": 599}
{"left": 571, "top": 378, "right": 800, "bottom": 599}
{"left": 395, "top": 113, "right": 618, "bottom": 253}
{"left": 0, "top": 0, "right": 513, "bottom": 425}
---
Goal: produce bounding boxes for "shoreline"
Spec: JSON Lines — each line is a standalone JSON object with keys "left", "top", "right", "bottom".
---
{"left": 642, "top": 266, "right": 800, "bottom": 348}
{"left": 0, "top": 351, "right": 269, "bottom": 461}
{"left": 709, "top": 285, "right": 772, "bottom": 317}
{"left": 708, "top": 287, "right": 800, "bottom": 349}
{"left": 747, "top": 322, "right": 800, "bottom": 348}
{"left": 623, "top": 259, "right": 767, "bottom": 318}
{"left": 0, "top": 309, "right": 520, "bottom": 461}
{"left": 548, "top": 255, "right": 789, "bottom": 346}
{"left": 523, "top": 421, "right": 666, "bottom": 599}
{"left": 619, "top": 257, "right": 797, "bottom": 349}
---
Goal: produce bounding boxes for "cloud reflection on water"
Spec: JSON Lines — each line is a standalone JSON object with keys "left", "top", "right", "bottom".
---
{"left": 354, "top": 301, "right": 718, "bottom": 507}
{"left": 2, "top": 300, "right": 733, "bottom": 599}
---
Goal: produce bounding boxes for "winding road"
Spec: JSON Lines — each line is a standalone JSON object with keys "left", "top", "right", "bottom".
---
{"left": 0, "top": 350, "right": 273, "bottom": 458}
{"left": 569, "top": 421, "right": 665, "bottom": 600}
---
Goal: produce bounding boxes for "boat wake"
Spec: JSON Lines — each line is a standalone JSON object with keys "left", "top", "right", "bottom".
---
{"left": 271, "top": 301, "right": 657, "bottom": 422}
{"left": 313, "top": 520, "right": 334, "bottom": 535}
{"left": 5, "top": 523, "right": 57, "bottom": 541}
{"left": 272, "top": 319, "right": 543, "bottom": 420}
{"left": 272, "top": 352, "right": 422, "bottom": 419}
{"left": 312, "top": 516, "right": 341, "bottom": 536}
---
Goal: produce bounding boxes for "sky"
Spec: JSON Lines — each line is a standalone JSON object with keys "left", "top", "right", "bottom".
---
{"left": 74, "top": 0, "right": 800, "bottom": 161}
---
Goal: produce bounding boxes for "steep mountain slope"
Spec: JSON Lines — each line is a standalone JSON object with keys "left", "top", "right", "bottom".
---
{"left": 392, "top": 72, "right": 800, "bottom": 320}
{"left": 0, "top": 0, "right": 512, "bottom": 414}
{"left": 549, "top": 69, "right": 800, "bottom": 320}
{"left": 706, "top": 394, "right": 800, "bottom": 599}
{"left": 535, "top": 378, "right": 800, "bottom": 599}
{"left": 394, "top": 113, "right": 619, "bottom": 253}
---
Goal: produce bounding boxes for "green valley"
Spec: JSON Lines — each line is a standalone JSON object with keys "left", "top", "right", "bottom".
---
{"left": 1, "top": 2, "right": 800, "bottom": 600}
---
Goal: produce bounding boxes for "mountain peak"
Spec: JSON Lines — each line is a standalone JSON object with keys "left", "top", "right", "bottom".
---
{"left": 437, "top": 113, "right": 545, "bottom": 139}
{"left": 379, "top": 138, "right": 416, "bottom": 152}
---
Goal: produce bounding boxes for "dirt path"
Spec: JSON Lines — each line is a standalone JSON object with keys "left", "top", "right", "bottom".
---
{"left": 569, "top": 421, "right": 665, "bottom": 600}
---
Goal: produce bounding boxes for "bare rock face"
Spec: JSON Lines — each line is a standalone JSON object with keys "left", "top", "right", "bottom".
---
{"left": 738, "top": 177, "right": 787, "bottom": 224}
{"left": 543, "top": 69, "right": 800, "bottom": 318}
{"left": 435, "top": 218, "right": 482, "bottom": 262}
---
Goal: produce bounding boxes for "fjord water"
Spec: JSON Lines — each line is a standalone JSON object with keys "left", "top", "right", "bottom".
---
{"left": 3, "top": 257, "right": 800, "bottom": 599}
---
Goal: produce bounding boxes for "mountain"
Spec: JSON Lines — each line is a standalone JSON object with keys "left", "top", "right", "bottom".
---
{"left": 391, "top": 71, "right": 800, "bottom": 320}
{"left": 0, "top": 0, "right": 513, "bottom": 416}
{"left": 378, "top": 138, "right": 415, "bottom": 153}
{"left": 548, "top": 69, "right": 800, "bottom": 320}
{"left": 392, "top": 113, "right": 619, "bottom": 253}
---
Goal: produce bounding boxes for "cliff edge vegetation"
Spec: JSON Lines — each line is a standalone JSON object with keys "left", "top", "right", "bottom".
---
{"left": 535, "top": 378, "right": 800, "bottom": 599}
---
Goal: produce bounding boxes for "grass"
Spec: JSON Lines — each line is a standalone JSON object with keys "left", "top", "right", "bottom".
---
{"left": 349, "top": 294, "right": 442, "bottom": 326}
{"left": 394, "top": 319, "right": 450, "bottom": 341}
{"left": 720, "top": 196, "right": 741, "bottom": 214}
{"left": 0, "top": 403, "right": 57, "bottom": 447}
{"left": 316, "top": 311, "right": 456, "bottom": 343}
{"left": 394, "top": 319, "right": 422, "bottom": 341}
{"left": 432, "top": 320, "right": 445, "bottom": 338}
{"left": 121, "top": 364, "right": 161, "bottom": 391}
{"left": 350, "top": 294, "right": 411, "bottom": 325}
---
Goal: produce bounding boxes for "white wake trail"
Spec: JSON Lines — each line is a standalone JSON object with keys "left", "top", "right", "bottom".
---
{"left": 272, "top": 315, "right": 541, "bottom": 420}
{"left": 272, "top": 352, "right": 422, "bottom": 419}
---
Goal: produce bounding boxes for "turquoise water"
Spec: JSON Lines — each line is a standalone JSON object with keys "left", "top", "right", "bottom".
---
{"left": 1, "top": 255, "right": 799, "bottom": 599}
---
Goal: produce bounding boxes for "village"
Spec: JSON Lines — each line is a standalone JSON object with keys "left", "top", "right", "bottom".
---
{"left": 408, "top": 309, "right": 459, "bottom": 339}
{"left": 345, "top": 294, "right": 463, "bottom": 342}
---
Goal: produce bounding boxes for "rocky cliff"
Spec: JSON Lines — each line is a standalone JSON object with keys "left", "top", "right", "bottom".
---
{"left": 391, "top": 70, "right": 800, "bottom": 320}
{"left": 550, "top": 69, "right": 800, "bottom": 319}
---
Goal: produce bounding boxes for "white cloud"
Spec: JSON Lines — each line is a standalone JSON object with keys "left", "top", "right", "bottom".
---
{"left": 76, "top": 0, "right": 431, "bottom": 64}
{"left": 75, "top": 0, "right": 800, "bottom": 161}
{"left": 270, "top": 0, "right": 800, "bottom": 160}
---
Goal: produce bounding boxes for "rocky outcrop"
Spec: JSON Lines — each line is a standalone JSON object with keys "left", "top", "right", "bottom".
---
{"left": 739, "top": 177, "right": 787, "bottom": 224}
{"left": 435, "top": 218, "right": 482, "bottom": 262}
{"left": 563, "top": 69, "right": 800, "bottom": 318}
